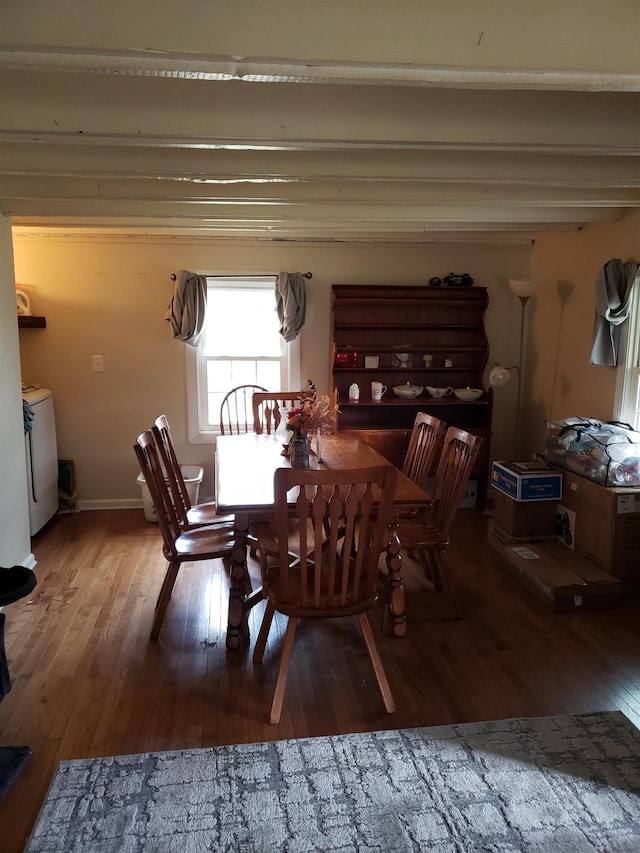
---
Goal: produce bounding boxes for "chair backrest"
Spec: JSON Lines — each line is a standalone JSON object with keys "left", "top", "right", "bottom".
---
{"left": 134, "top": 430, "right": 181, "bottom": 556}
{"left": 266, "top": 465, "right": 397, "bottom": 615}
{"left": 252, "top": 391, "right": 308, "bottom": 435}
{"left": 152, "top": 414, "right": 191, "bottom": 524}
{"left": 427, "top": 427, "right": 483, "bottom": 536}
{"left": 219, "top": 384, "right": 268, "bottom": 435}
{"left": 401, "top": 412, "right": 447, "bottom": 487}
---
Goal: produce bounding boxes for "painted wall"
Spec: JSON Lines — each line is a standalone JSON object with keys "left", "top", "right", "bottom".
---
{"left": 527, "top": 209, "right": 640, "bottom": 457}
{"left": 0, "top": 216, "right": 32, "bottom": 567}
{"left": 12, "top": 233, "right": 531, "bottom": 505}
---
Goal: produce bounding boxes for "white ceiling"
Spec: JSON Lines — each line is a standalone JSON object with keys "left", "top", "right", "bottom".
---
{"left": 3, "top": 1, "right": 640, "bottom": 243}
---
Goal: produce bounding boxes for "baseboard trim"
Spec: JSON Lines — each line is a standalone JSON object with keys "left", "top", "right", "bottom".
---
{"left": 75, "top": 499, "right": 144, "bottom": 512}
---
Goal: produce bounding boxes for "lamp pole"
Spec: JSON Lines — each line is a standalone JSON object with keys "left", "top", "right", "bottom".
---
{"left": 508, "top": 279, "right": 539, "bottom": 459}
{"left": 515, "top": 295, "right": 531, "bottom": 458}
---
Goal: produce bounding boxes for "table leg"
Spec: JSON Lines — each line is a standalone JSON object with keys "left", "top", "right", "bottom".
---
{"left": 226, "top": 513, "right": 250, "bottom": 650}
{"left": 383, "top": 522, "right": 407, "bottom": 637}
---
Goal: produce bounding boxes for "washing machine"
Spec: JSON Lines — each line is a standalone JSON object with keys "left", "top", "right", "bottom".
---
{"left": 22, "top": 387, "right": 59, "bottom": 535}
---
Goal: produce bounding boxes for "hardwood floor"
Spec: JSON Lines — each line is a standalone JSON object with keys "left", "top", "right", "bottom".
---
{"left": 2, "top": 507, "right": 640, "bottom": 851}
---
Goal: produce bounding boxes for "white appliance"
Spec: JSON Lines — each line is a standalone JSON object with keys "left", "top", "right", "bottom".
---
{"left": 22, "top": 387, "right": 59, "bottom": 535}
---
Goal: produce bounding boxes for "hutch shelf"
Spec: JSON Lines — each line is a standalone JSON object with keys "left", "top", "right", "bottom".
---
{"left": 330, "top": 284, "right": 493, "bottom": 504}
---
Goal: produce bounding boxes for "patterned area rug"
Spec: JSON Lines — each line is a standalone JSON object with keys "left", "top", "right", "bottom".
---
{"left": 26, "top": 711, "right": 640, "bottom": 852}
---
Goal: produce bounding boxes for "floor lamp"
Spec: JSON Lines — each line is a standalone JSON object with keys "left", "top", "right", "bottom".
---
{"left": 508, "top": 278, "right": 539, "bottom": 457}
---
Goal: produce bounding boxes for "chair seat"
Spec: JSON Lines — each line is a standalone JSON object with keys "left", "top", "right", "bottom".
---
{"left": 186, "top": 502, "right": 235, "bottom": 528}
{"left": 172, "top": 524, "right": 236, "bottom": 560}
{"left": 395, "top": 520, "right": 450, "bottom": 549}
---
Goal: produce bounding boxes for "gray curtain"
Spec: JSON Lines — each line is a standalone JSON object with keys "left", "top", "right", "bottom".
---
{"left": 165, "top": 270, "right": 207, "bottom": 346}
{"left": 589, "top": 259, "right": 638, "bottom": 367}
{"left": 276, "top": 272, "right": 306, "bottom": 342}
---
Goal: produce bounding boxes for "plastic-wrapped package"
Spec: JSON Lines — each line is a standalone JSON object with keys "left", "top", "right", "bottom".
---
{"left": 545, "top": 417, "right": 640, "bottom": 487}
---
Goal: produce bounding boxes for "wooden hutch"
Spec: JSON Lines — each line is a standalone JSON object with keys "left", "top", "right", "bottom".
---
{"left": 330, "top": 284, "right": 492, "bottom": 503}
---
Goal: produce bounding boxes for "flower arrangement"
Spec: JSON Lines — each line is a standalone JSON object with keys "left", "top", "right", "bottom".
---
{"left": 286, "top": 380, "right": 338, "bottom": 438}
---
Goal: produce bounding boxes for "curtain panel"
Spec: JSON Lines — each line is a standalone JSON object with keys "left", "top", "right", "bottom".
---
{"left": 589, "top": 259, "right": 639, "bottom": 367}
{"left": 165, "top": 270, "right": 207, "bottom": 347}
{"left": 276, "top": 272, "right": 306, "bottom": 342}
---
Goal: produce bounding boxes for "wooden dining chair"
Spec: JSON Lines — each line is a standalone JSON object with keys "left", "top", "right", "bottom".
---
{"left": 252, "top": 464, "right": 398, "bottom": 724}
{"left": 152, "top": 414, "right": 234, "bottom": 529}
{"left": 395, "top": 426, "right": 482, "bottom": 619}
{"left": 134, "top": 430, "right": 236, "bottom": 640}
{"left": 219, "top": 384, "right": 268, "bottom": 435}
{"left": 401, "top": 412, "right": 447, "bottom": 489}
{"left": 251, "top": 391, "right": 308, "bottom": 435}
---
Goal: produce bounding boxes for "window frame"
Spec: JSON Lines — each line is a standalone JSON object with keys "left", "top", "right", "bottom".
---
{"left": 186, "top": 275, "right": 300, "bottom": 443}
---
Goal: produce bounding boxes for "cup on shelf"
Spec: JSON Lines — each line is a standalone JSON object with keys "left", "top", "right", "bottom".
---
{"left": 371, "top": 381, "right": 387, "bottom": 401}
{"left": 426, "top": 386, "right": 453, "bottom": 399}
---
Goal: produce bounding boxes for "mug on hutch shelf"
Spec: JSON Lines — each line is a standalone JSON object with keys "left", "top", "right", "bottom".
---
{"left": 371, "top": 381, "right": 387, "bottom": 401}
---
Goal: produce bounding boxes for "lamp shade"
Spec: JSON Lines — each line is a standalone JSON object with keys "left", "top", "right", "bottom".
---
{"left": 489, "top": 366, "right": 511, "bottom": 386}
{"left": 508, "top": 278, "right": 539, "bottom": 298}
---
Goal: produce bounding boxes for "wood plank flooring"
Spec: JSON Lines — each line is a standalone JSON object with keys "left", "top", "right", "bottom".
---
{"left": 2, "top": 507, "right": 640, "bottom": 851}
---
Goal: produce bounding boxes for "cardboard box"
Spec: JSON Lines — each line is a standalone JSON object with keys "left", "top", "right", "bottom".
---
{"left": 487, "top": 521, "right": 620, "bottom": 612}
{"left": 491, "top": 461, "right": 563, "bottom": 502}
{"left": 552, "top": 468, "right": 640, "bottom": 579}
{"left": 492, "top": 489, "right": 557, "bottom": 536}
{"left": 487, "top": 520, "right": 557, "bottom": 548}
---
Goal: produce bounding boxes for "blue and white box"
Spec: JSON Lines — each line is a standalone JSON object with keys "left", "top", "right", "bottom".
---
{"left": 491, "top": 461, "right": 563, "bottom": 502}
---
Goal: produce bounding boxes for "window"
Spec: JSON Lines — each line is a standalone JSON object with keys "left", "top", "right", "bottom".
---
{"left": 186, "top": 275, "right": 300, "bottom": 441}
{"left": 614, "top": 286, "right": 640, "bottom": 430}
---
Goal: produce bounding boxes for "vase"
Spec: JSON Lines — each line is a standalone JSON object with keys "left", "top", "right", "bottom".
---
{"left": 290, "top": 434, "right": 310, "bottom": 468}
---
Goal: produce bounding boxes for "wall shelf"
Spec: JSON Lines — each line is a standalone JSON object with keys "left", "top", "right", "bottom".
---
{"left": 18, "top": 316, "right": 46, "bottom": 329}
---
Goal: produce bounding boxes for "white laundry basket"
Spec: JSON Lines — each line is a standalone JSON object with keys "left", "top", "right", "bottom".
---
{"left": 137, "top": 465, "right": 203, "bottom": 523}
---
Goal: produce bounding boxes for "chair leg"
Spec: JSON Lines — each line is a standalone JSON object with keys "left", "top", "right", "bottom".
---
{"left": 433, "top": 550, "right": 465, "bottom": 619}
{"left": 269, "top": 616, "right": 298, "bottom": 725}
{"left": 252, "top": 599, "right": 275, "bottom": 664}
{"left": 357, "top": 612, "right": 396, "bottom": 714}
{"left": 417, "top": 548, "right": 464, "bottom": 619}
{"left": 415, "top": 550, "right": 438, "bottom": 593}
{"left": 151, "top": 560, "right": 180, "bottom": 640}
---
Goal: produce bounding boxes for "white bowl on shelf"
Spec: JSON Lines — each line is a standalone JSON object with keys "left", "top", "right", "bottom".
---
{"left": 453, "top": 387, "right": 483, "bottom": 401}
{"left": 392, "top": 383, "right": 424, "bottom": 399}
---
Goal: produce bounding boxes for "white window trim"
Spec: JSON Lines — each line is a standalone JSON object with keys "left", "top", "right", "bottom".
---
{"left": 185, "top": 278, "right": 301, "bottom": 444}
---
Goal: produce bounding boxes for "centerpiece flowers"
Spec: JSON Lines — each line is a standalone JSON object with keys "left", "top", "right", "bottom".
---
{"left": 285, "top": 380, "right": 338, "bottom": 467}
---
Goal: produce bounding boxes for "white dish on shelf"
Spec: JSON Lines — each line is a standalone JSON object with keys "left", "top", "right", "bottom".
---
{"left": 453, "top": 387, "right": 483, "bottom": 401}
{"left": 392, "top": 383, "right": 424, "bottom": 399}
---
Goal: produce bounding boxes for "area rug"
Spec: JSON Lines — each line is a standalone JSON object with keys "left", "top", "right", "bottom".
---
{"left": 26, "top": 711, "right": 640, "bottom": 852}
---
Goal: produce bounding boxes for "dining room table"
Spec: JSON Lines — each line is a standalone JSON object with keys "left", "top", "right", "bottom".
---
{"left": 215, "top": 431, "right": 431, "bottom": 649}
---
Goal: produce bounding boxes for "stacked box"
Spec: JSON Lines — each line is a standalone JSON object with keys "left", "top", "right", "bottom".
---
{"left": 492, "top": 489, "right": 557, "bottom": 537}
{"left": 554, "top": 468, "right": 640, "bottom": 585}
{"left": 487, "top": 521, "right": 620, "bottom": 612}
{"left": 491, "top": 461, "right": 563, "bottom": 502}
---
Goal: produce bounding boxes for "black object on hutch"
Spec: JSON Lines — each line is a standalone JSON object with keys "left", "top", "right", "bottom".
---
{"left": 330, "top": 284, "right": 492, "bottom": 504}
